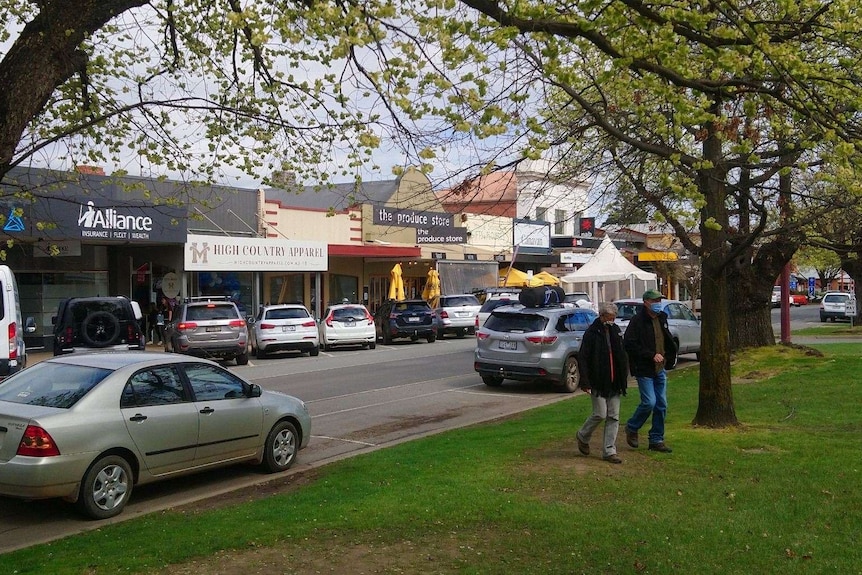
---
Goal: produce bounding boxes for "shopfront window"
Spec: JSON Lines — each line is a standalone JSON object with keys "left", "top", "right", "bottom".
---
{"left": 268, "top": 274, "right": 304, "bottom": 305}
{"left": 193, "top": 271, "right": 254, "bottom": 315}
{"left": 330, "top": 274, "right": 359, "bottom": 304}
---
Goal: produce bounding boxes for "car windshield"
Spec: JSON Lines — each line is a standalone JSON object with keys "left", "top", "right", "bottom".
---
{"left": 394, "top": 302, "right": 429, "bottom": 313}
{"left": 266, "top": 308, "right": 309, "bottom": 320}
{"left": 616, "top": 303, "right": 642, "bottom": 320}
{"left": 442, "top": 296, "right": 480, "bottom": 307}
{"left": 564, "top": 293, "right": 591, "bottom": 303}
{"left": 485, "top": 312, "right": 548, "bottom": 333}
{"left": 331, "top": 307, "right": 366, "bottom": 320}
{"left": 0, "top": 362, "right": 111, "bottom": 408}
{"left": 480, "top": 298, "right": 516, "bottom": 312}
{"left": 187, "top": 305, "right": 237, "bottom": 321}
{"left": 68, "top": 300, "right": 127, "bottom": 321}
{"left": 824, "top": 294, "right": 849, "bottom": 303}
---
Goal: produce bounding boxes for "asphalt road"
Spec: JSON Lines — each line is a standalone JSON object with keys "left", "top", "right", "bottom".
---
{"left": 0, "top": 336, "right": 580, "bottom": 553}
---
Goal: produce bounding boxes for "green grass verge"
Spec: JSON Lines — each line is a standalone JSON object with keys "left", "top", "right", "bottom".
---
{"left": 793, "top": 323, "right": 862, "bottom": 336}
{"left": 2, "top": 344, "right": 861, "bottom": 574}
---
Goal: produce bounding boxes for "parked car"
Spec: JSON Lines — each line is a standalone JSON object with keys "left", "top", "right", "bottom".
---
{"left": 474, "top": 304, "right": 597, "bottom": 392}
{"left": 165, "top": 297, "right": 249, "bottom": 365}
{"left": 476, "top": 292, "right": 521, "bottom": 330}
{"left": 614, "top": 298, "right": 701, "bottom": 362}
{"left": 771, "top": 286, "right": 803, "bottom": 308}
{"left": 318, "top": 302, "right": 376, "bottom": 351}
{"left": 433, "top": 294, "right": 482, "bottom": 338}
{"left": 819, "top": 291, "right": 852, "bottom": 322}
{"left": 250, "top": 303, "right": 320, "bottom": 358}
{"left": 52, "top": 296, "right": 145, "bottom": 356}
{"left": 0, "top": 265, "right": 27, "bottom": 376}
{"left": 374, "top": 299, "right": 437, "bottom": 344}
{"left": 0, "top": 352, "right": 310, "bottom": 519}
{"left": 563, "top": 291, "right": 595, "bottom": 310}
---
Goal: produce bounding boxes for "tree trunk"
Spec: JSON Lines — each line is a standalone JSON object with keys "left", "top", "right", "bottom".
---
{"left": 840, "top": 252, "right": 862, "bottom": 327}
{"left": 726, "top": 237, "right": 798, "bottom": 349}
{"left": 692, "top": 114, "right": 738, "bottom": 427}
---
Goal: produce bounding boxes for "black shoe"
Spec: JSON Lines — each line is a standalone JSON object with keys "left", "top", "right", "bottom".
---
{"left": 577, "top": 435, "right": 590, "bottom": 456}
{"left": 626, "top": 428, "right": 639, "bottom": 449}
{"left": 603, "top": 454, "right": 622, "bottom": 464}
{"left": 648, "top": 442, "right": 673, "bottom": 453}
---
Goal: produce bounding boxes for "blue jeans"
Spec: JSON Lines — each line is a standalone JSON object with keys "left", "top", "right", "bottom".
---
{"left": 626, "top": 370, "right": 668, "bottom": 445}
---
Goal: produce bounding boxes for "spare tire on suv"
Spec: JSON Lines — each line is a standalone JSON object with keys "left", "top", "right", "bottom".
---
{"left": 53, "top": 297, "right": 145, "bottom": 355}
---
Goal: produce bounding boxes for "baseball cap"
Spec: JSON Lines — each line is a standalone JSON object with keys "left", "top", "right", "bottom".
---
{"left": 642, "top": 289, "right": 664, "bottom": 301}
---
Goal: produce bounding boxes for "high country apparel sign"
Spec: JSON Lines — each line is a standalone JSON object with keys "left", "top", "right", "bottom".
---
{"left": 185, "top": 234, "right": 328, "bottom": 272}
{"left": 373, "top": 205, "right": 467, "bottom": 244}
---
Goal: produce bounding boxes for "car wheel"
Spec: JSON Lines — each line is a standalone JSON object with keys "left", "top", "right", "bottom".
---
{"left": 456, "top": 328, "right": 466, "bottom": 338}
{"left": 81, "top": 311, "right": 121, "bottom": 347}
{"left": 560, "top": 356, "right": 580, "bottom": 393}
{"left": 236, "top": 352, "right": 249, "bottom": 366}
{"left": 482, "top": 374, "right": 504, "bottom": 387}
{"left": 251, "top": 344, "right": 258, "bottom": 357}
{"left": 427, "top": 332, "right": 436, "bottom": 343}
{"left": 695, "top": 351, "right": 701, "bottom": 362}
{"left": 262, "top": 420, "right": 299, "bottom": 472}
{"left": 309, "top": 346, "right": 320, "bottom": 357}
{"left": 257, "top": 345, "right": 268, "bottom": 359}
{"left": 820, "top": 315, "right": 826, "bottom": 323}
{"left": 76, "top": 455, "right": 133, "bottom": 520}
{"left": 369, "top": 341, "right": 376, "bottom": 350}
{"left": 321, "top": 343, "right": 330, "bottom": 352}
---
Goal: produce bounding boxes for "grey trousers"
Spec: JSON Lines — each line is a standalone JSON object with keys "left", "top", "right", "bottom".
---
{"left": 577, "top": 392, "right": 621, "bottom": 457}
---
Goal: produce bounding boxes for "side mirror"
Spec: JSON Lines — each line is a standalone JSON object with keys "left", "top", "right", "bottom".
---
{"left": 51, "top": 315, "right": 57, "bottom": 326}
{"left": 247, "top": 383, "right": 262, "bottom": 398}
{"left": 25, "top": 317, "right": 37, "bottom": 333}
{"left": 247, "top": 317, "right": 256, "bottom": 325}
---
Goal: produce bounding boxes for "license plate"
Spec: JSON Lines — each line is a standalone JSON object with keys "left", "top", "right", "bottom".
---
{"left": 344, "top": 320, "right": 355, "bottom": 327}
{"left": 407, "top": 317, "right": 420, "bottom": 323}
{"left": 282, "top": 325, "right": 296, "bottom": 332}
{"left": 205, "top": 326, "right": 220, "bottom": 333}
{"left": 456, "top": 312, "right": 468, "bottom": 317}
{"left": 498, "top": 340, "right": 517, "bottom": 350}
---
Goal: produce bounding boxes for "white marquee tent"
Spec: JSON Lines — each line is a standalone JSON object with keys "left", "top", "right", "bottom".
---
{"left": 561, "top": 236, "right": 658, "bottom": 303}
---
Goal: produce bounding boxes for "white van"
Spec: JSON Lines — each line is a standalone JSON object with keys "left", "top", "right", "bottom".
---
{"left": 0, "top": 265, "right": 26, "bottom": 377}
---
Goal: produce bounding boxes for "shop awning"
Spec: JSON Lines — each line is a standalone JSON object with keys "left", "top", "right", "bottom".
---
{"left": 329, "top": 244, "right": 421, "bottom": 258}
{"left": 637, "top": 251, "right": 679, "bottom": 262}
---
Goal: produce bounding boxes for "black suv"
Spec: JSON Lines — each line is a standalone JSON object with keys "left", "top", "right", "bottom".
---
{"left": 374, "top": 299, "right": 437, "bottom": 344}
{"left": 53, "top": 296, "right": 145, "bottom": 355}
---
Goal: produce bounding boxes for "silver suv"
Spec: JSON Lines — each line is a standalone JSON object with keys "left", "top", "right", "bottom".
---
{"left": 474, "top": 305, "right": 597, "bottom": 392}
{"left": 165, "top": 297, "right": 249, "bottom": 365}
{"left": 434, "top": 294, "right": 481, "bottom": 338}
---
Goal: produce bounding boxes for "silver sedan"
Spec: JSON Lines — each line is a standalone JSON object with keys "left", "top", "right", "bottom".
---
{"left": 0, "top": 352, "right": 310, "bottom": 519}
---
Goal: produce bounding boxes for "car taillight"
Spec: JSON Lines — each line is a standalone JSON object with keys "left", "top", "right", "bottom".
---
{"left": 302, "top": 320, "right": 316, "bottom": 328}
{"left": 229, "top": 319, "right": 246, "bottom": 328}
{"left": 17, "top": 425, "right": 61, "bottom": 457}
{"left": 260, "top": 323, "right": 276, "bottom": 330}
{"left": 526, "top": 335, "right": 558, "bottom": 345}
{"left": 177, "top": 322, "right": 197, "bottom": 331}
{"left": 440, "top": 311, "right": 449, "bottom": 319}
{"left": 126, "top": 323, "right": 136, "bottom": 342}
{"left": 476, "top": 331, "right": 490, "bottom": 340}
{"left": 8, "top": 322, "right": 16, "bottom": 359}
{"left": 364, "top": 310, "right": 374, "bottom": 323}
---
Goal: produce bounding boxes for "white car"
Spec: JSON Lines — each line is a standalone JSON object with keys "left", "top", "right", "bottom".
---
{"left": 433, "top": 294, "right": 482, "bottom": 338}
{"left": 318, "top": 303, "right": 376, "bottom": 350}
{"left": 250, "top": 304, "right": 319, "bottom": 358}
{"left": 614, "top": 298, "right": 701, "bottom": 361}
{"left": 476, "top": 292, "right": 521, "bottom": 330}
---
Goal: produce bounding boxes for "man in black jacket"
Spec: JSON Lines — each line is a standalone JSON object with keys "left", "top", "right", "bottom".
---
{"left": 576, "top": 302, "right": 629, "bottom": 464}
{"left": 623, "top": 290, "right": 677, "bottom": 453}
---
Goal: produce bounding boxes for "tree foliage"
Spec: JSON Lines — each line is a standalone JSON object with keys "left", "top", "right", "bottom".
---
{"left": 5, "top": 1, "right": 862, "bottom": 428}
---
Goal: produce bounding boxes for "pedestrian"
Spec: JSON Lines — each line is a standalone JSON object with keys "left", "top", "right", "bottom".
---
{"left": 147, "top": 303, "right": 159, "bottom": 344}
{"left": 576, "top": 302, "right": 629, "bottom": 464}
{"left": 157, "top": 296, "right": 172, "bottom": 345}
{"left": 623, "top": 289, "right": 677, "bottom": 453}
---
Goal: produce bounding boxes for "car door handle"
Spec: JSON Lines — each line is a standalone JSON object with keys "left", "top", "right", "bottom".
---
{"left": 129, "top": 414, "right": 147, "bottom": 422}
{"left": 199, "top": 407, "right": 215, "bottom": 414}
